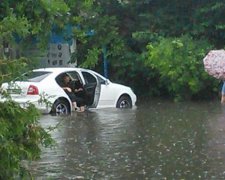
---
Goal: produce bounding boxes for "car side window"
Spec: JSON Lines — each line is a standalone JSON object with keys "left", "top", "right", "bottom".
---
{"left": 55, "top": 71, "right": 81, "bottom": 87}
{"left": 67, "top": 71, "right": 82, "bottom": 82}
{"left": 82, "top": 72, "right": 96, "bottom": 84}
{"left": 16, "top": 71, "right": 51, "bottom": 82}
{"left": 95, "top": 74, "right": 106, "bottom": 84}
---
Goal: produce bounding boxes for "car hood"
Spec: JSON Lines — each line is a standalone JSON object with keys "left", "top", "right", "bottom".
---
{"left": 109, "top": 82, "right": 134, "bottom": 93}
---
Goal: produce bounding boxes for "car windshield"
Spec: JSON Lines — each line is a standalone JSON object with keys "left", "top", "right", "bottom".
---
{"left": 15, "top": 71, "right": 51, "bottom": 82}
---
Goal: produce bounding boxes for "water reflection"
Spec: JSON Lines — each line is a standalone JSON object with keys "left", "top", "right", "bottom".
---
{"left": 30, "top": 100, "right": 225, "bottom": 179}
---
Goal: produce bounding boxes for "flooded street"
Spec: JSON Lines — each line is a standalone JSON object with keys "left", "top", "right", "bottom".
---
{"left": 30, "top": 99, "right": 225, "bottom": 179}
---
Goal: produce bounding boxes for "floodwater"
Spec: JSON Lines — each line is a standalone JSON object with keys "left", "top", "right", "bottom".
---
{"left": 30, "top": 99, "right": 225, "bottom": 179}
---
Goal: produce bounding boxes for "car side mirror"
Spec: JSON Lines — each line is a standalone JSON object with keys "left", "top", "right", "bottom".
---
{"left": 105, "top": 79, "right": 109, "bottom": 85}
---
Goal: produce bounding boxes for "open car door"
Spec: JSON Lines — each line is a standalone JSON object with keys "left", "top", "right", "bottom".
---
{"left": 81, "top": 71, "right": 100, "bottom": 108}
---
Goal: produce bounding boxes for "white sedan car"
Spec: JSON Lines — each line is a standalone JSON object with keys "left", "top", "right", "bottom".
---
{"left": 0, "top": 68, "right": 136, "bottom": 115}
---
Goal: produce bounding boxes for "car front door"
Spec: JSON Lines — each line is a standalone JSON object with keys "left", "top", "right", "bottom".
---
{"left": 81, "top": 71, "right": 100, "bottom": 108}
{"left": 94, "top": 74, "right": 116, "bottom": 107}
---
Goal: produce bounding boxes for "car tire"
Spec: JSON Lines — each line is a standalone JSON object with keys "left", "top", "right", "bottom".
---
{"left": 116, "top": 95, "right": 132, "bottom": 108}
{"left": 51, "top": 99, "right": 70, "bottom": 115}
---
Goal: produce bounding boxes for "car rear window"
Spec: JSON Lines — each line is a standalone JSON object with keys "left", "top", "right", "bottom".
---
{"left": 16, "top": 71, "right": 52, "bottom": 82}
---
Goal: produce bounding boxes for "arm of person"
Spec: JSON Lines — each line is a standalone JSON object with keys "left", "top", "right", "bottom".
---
{"left": 62, "top": 86, "right": 72, "bottom": 92}
{"left": 74, "top": 88, "right": 83, "bottom": 92}
{"left": 74, "top": 80, "right": 84, "bottom": 92}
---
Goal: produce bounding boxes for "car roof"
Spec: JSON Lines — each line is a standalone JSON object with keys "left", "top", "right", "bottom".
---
{"left": 33, "top": 67, "right": 108, "bottom": 81}
{"left": 33, "top": 67, "right": 84, "bottom": 73}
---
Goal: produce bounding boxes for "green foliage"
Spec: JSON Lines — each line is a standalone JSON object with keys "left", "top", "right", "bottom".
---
{"left": 0, "top": 1, "right": 70, "bottom": 178}
{"left": 145, "top": 35, "right": 217, "bottom": 101}
{"left": 0, "top": 10, "right": 31, "bottom": 41}
{"left": 66, "top": 0, "right": 125, "bottom": 68}
{"left": 0, "top": 58, "right": 30, "bottom": 85}
{"left": 1, "top": 0, "right": 224, "bottom": 101}
{"left": 0, "top": 0, "right": 70, "bottom": 48}
{"left": 0, "top": 101, "right": 54, "bottom": 179}
{"left": 193, "top": 1, "right": 225, "bottom": 48}
{"left": 80, "top": 48, "right": 101, "bottom": 68}
{"left": 0, "top": 57, "right": 55, "bottom": 178}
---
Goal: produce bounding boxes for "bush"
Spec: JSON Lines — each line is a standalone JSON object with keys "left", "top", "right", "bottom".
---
{"left": 145, "top": 35, "right": 218, "bottom": 101}
{"left": 0, "top": 101, "right": 54, "bottom": 179}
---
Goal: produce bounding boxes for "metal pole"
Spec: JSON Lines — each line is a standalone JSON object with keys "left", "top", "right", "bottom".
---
{"left": 102, "top": 45, "right": 108, "bottom": 78}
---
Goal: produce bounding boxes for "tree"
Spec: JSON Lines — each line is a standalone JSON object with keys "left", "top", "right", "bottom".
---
{"left": 192, "top": 1, "right": 225, "bottom": 48}
{"left": 0, "top": 0, "right": 69, "bottom": 178}
{"left": 145, "top": 35, "right": 217, "bottom": 101}
{"left": 0, "top": 0, "right": 69, "bottom": 49}
{"left": 66, "top": 0, "right": 126, "bottom": 81}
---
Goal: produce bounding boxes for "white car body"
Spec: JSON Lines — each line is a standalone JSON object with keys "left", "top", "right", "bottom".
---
{"left": 0, "top": 68, "right": 137, "bottom": 114}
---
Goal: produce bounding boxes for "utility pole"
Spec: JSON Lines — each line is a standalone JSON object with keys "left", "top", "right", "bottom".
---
{"left": 102, "top": 45, "right": 108, "bottom": 78}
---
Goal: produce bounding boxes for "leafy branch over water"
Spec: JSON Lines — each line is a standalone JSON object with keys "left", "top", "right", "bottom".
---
{"left": 0, "top": 101, "right": 55, "bottom": 179}
{"left": 0, "top": 57, "right": 55, "bottom": 178}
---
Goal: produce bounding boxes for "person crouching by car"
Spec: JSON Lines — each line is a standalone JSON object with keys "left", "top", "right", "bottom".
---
{"left": 61, "top": 74, "right": 85, "bottom": 112}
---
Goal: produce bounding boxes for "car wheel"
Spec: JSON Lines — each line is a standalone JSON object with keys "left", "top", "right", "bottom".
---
{"left": 116, "top": 95, "right": 132, "bottom": 108}
{"left": 51, "top": 99, "right": 70, "bottom": 115}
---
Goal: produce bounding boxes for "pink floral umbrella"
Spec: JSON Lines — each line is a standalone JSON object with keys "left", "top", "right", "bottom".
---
{"left": 203, "top": 49, "right": 225, "bottom": 80}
